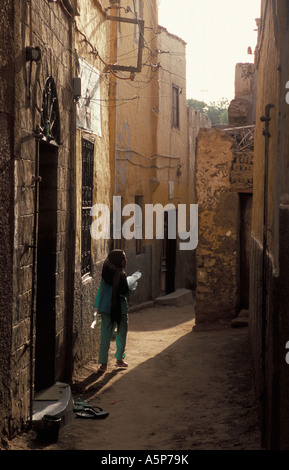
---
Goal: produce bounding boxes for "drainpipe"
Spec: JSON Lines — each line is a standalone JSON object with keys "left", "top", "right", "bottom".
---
{"left": 112, "top": 3, "right": 118, "bottom": 199}
{"left": 260, "top": 102, "right": 274, "bottom": 443}
{"left": 108, "top": 2, "right": 118, "bottom": 243}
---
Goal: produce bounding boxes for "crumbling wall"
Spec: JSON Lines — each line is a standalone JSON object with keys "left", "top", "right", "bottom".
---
{"left": 187, "top": 106, "right": 211, "bottom": 200}
{"left": 195, "top": 128, "right": 239, "bottom": 326}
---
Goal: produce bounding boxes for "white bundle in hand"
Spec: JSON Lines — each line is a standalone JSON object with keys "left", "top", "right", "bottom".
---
{"left": 127, "top": 270, "right": 142, "bottom": 290}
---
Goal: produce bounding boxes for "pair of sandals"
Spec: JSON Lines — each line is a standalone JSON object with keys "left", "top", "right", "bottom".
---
{"left": 74, "top": 398, "right": 109, "bottom": 419}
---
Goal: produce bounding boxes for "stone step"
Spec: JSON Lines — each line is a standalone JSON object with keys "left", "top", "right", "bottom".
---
{"left": 231, "top": 309, "right": 249, "bottom": 328}
{"left": 155, "top": 288, "right": 193, "bottom": 306}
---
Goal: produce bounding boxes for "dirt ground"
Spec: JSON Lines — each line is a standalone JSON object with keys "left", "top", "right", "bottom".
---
{"left": 6, "top": 302, "right": 262, "bottom": 451}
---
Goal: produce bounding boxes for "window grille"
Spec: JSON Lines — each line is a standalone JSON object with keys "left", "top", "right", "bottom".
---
{"left": 40, "top": 76, "right": 61, "bottom": 145}
{"left": 172, "top": 85, "right": 180, "bottom": 128}
{"left": 81, "top": 138, "right": 94, "bottom": 276}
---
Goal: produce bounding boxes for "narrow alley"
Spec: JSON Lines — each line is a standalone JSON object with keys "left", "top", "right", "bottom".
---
{"left": 8, "top": 301, "right": 262, "bottom": 451}
{"left": 3, "top": 0, "right": 289, "bottom": 451}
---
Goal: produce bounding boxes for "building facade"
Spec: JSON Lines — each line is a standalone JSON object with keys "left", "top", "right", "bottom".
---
{"left": 249, "top": 0, "right": 289, "bottom": 450}
{"left": 110, "top": 10, "right": 209, "bottom": 302}
{"left": 0, "top": 0, "right": 112, "bottom": 441}
{"left": 0, "top": 0, "right": 78, "bottom": 439}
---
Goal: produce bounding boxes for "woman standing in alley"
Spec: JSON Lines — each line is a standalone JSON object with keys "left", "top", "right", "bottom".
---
{"left": 95, "top": 249, "right": 131, "bottom": 373}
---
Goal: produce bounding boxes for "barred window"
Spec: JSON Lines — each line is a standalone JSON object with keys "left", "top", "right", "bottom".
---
{"left": 81, "top": 138, "right": 94, "bottom": 276}
{"left": 172, "top": 85, "right": 180, "bottom": 128}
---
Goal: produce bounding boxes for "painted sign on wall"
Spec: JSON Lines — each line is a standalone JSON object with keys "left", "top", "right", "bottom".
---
{"left": 76, "top": 57, "right": 102, "bottom": 136}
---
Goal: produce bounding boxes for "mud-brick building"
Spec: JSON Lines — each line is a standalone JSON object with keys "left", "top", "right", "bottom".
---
{"left": 0, "top": 0, "right": 112, "bottom": 441}
{"left": 249, "top": 0, "right": 289, "bottom": 450}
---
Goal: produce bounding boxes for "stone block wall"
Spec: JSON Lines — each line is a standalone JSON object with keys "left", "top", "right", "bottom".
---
{"left": 0, "top": 0, "right": 77, "bottom": 439}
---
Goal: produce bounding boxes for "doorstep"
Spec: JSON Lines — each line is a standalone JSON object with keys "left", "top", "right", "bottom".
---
{"left": 32, "top": 382, "right": 74, "bottom": 428}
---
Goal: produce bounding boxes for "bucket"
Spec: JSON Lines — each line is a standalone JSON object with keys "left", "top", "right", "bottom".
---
{"left": 37, "top": 414, "right": 62, "bottom": 443}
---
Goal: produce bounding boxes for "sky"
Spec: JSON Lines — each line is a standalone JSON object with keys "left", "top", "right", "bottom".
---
{"left": 158, "top": 0, "right": 261, "bottom": 104}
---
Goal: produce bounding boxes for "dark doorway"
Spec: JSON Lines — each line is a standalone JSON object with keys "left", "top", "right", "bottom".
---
{"left": 166, "top": 237, "right": 176, "bottom": 294}
{"left": 34, "top": 142, "right": 58, "bottom": 391}
{"left": 239, "top": 193, "right": 252, "bottom": 311}
{"left": 162, "top": 211, "right": 176, "bottom": 294}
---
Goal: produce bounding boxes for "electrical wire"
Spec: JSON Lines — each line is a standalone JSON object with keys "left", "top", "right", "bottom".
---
{"left": 29, "top": 1, "right": 186, "bottom": 109}
{"left": 116, "top": 158, "right": 181, "bottom": 170}
{"left": 116, "top": 147, "right": 180, "bottom": 162}
{"left": 74, "top": 22, "right": 133, "bottom": 81}
{"left": 59, "top": 0, "right": 73, "bottom": 18}
{"left": 50, "top": 0, "right": 185, "bottom": 82}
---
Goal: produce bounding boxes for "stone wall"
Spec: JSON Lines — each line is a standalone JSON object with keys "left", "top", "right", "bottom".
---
{"left": 13, "top": 0, "right": 76, "bottom": 429}
{"left": 249, "top": 0, "right": 289, "bottom": 449}
{"left": 0, "top": 0, "right": 15, "bottom": 442}
{"left": 0, "top": 0, "right": 116, "bottom": 441}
